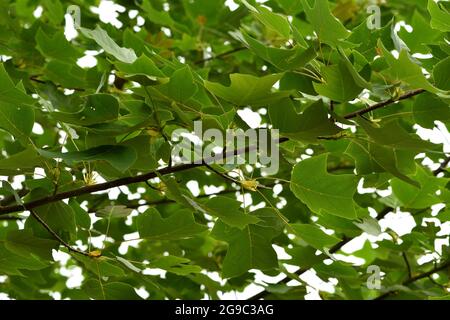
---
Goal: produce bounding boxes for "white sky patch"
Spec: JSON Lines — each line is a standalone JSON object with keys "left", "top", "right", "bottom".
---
{"left": 91, "top": 0, "right": 125, "bottom": 28}
{"left": 77, "top": 55, "right": 97, "bottom": 68}
{"left": 143, "top": 268, "right": 166, "bottom": 278}
{"left": 186, "top": 180, "right": 200, "bottom": 197}
{"left": 203, "top": 185, "right": 226, "bottom": 195}
{"left": 135, "top": 287, "right": 150, "bottom": 299}
{"left": 237, "top": 108, "right": 262, "bottom": 128}
{"left": 225, "top": 0, "right": 239, "bottom": 11}
{"left": 33, "top": 6, "right": 43, "bottom": 18}
{"left": 32, "top": 122, "right": 44, "bottom": 135}
{"left": 379, "top": 210, "right": 416, "bottom": 236}
{"left": 299, "top": 270, "right": 335, "bottom": 294}
{"left": 64, "top": 14, "right": 78, "bottom": 41}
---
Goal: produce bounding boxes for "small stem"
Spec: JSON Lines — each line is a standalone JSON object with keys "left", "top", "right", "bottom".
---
{"left": 402, "top": 252, "right": 413, "bottom": 279}
{"left": 29, "top": 209, "right": 90, "bottom": 257}
{"left": 194, "top": 47, "right": 247, "bottom": 65}
{"left": 433, "top": 155, "right": 450, "bottom": 175}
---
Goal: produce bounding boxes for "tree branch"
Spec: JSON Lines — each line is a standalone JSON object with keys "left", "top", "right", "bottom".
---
{"left": 247, "top": 204, "right": 399, "bottom": 300}
{"left": 0, "top": 89, "right": 430, "bottom": 217}
{"left": 0, "top": 189, "right": 29, "bottom": 206}
{"left": 249, "top": 155, "right": 444, "bottom": 300}
{"left": 433, "top": 155, "right": 450, "bottom": 175}
{"left": 402, "top": 252, "right": 413, "bottom": 279}
{"left": 0, "top": 141, "right": 264, "bottom": 215}
{"left": 0, "top": 216, "right": 24, "bottom": 221}
{"left": 343, "top": 89, "right": 425, "bottom": 119}
{"left": 374, "top": 259, "right": 450, "bottom": 300}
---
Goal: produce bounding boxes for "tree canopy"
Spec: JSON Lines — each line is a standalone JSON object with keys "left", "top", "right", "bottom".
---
{"left": 0, "top": 0, "right": 449, "bottom": 300}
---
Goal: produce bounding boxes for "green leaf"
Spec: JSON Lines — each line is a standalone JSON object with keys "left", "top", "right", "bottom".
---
{"left": 81, "top": 26, "right": 137, "bottom": 63}
{"left": 83, "top": 280, "right": 141, "bottom": 300}
{"left": 1, "top": 180, "right": 24, "bottom": 205}
{"left": 140, "top": 0, "right": 175, "bottom": 27}
{"left": 52, "top": 93, "right": 119, "bottom": 126}
{"left": 115, "top": 54, "right": 166, "bottom": 79}
{"left": 42, "top": 0, "right": 64, "bottom": 25}
{"left": 156, "top": 66, "right": 198, "bottom": 102}
{"left": 211, "top": 208, "right": 283, "bottom": 278}
{"left": 204, "top": 73, "right": 287, "bottom": 106}
{"left": 0, "top": 63, "right": 35, "bottom": 106}
{"left": 137, "top": 208, "right": 207, "bottom": 240}
{"left": 27, "top": 201, "right": 77, "bottom": 242}
{"left": 5, "top": 229, "right": 58, "bottom": 260}
{"left": 0, "top": 101, "right": 34, "bottom": 140}
{"left": 290, "top": 153, "right": 359, "bottom": 219}
{"left": 398, "top": 11, "right": 441, "bottom": 54}
{"left": 241, "top": 31, "right": 316, "bottom": 71}
{"left": 300, "top": 0, "right": 350, "bottom": 46}
{"left": 433, "top": 56, "right": 450, "bottom": 90}
{"left": 413, "top": 92, "right": 450, "bottom": 128}
{"left": 0, "top": 243, "right": 49, "bottom": 276}
{"left": 269, "top": 99, "right": 342, "bottom": 142}
{"left": 314, "top": 60, "right": 365, "bottom": 102}
{"left": 428, "top": 0, "right": 450, "bottom": 32}
{"left": 96, "top": 205, "right": 134, "bottom": 219}
{"left": 39, "top": 145, "right": 137, "bottom": 172}
{"left": 150, "top": 255, "right": 202, "bottom": 275}
{"left": 357, "top": 118, "right": 436, "bottom": 151}
{"left": 242, "top": 1, "right": 290, "bottom": 39}
{"left": 0, "top": 147, "right": 44, "bottom": 173}
{"left": 69, "top": 199, "right": 91, "bottom": 230}
{"left": 346, "top": 139, "right": 419, "bottom": 187}
{"left": 201, "top": 196, "right": 260, "bottom": 229}
{"left": 379, "top": 41, "right": 442, "bottom": 94}
{"left": 35, "top": 29, "right": 81, "bottom": 63}
{"left": 77, "top": 255, "right": 127, "bottom": 278}
{"left": 391, "top": 165, "right": 448, "bottom": 209}
{"left": 291, "top": 223, "right": 341, "bottom": 250}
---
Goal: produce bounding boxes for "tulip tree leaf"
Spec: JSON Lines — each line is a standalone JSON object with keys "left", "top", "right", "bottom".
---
{"left": 83, "top": 280, "right": 142, "bottom": 300}
{"left": 204, "top": 73, "right": 287, "bottom": 106}
{"left": 38, "top": 145, "right": 137, "bottom": 172}
{"left": 300, "top": 0, "right": 350, "bottom": 46}
{"left": 428, "top": 0, "right": 450, "bottom": 32}
{"left": 391, "top": 165, "right": 448, "bottom": 209}
{"left": 211, "top": 208, "right": 284, "bottom": 278}
{"left": 1, "top": 0, "right": 450, "bottom": 302}
{"left": 137, "top": 208, "right": 207, "bottom": 240}
{"left": 52, "top": 93, "right": 120, "bottom": 126}
{"left": 291, "top": 154, "right": 359, "bottom": 219}
{"left": 291, "top": 224, "right": 341, "bottom": 250}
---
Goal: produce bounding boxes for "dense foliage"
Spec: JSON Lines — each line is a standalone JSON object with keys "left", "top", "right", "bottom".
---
{"left": 0, "top": 0, "right": 449, "bottom": 300}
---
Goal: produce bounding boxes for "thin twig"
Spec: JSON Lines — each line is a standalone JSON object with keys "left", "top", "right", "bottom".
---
{"left": 29, "top": 209, "right": 90, "bottom": 257}
{"left": 433, "top": 156, "right": 450, "bottom": 175}
{"left": 0, "top": 216, "right": 24, "bottom": 221}
{"left": 194, "top": 47, "right": 247, "bottom": 64}
{"left": 402, "top": 252, "right": 413, "bottom": 279}
{"left": 0, "top": 138, "right": 268, "bottom": 215}
{"left": 247, "top": 205, "right": 392, "bottom": 300}
{"left": 343, "top": 89, "right": 425, "bottom": 119}
{"left": 0, "top": 89, "right": 425, "bottom": 215}
{"left": 375, "top": 260, "right": 450, "bottom": 300}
